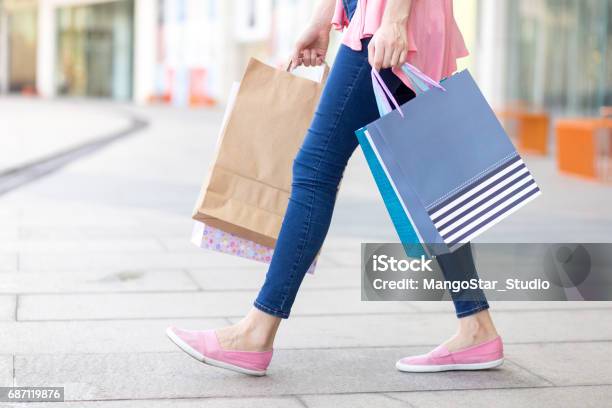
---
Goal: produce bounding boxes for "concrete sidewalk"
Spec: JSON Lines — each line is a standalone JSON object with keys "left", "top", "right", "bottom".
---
{"left": 0, "top": 97, "right": 133, "bottom": 173}
{"left": 0, "top": 99, "right": 611, "bottom": 407}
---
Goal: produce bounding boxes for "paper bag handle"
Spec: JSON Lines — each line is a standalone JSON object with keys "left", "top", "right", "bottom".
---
{"left": 287, "top": 61, "right": 330, "bottom": 85}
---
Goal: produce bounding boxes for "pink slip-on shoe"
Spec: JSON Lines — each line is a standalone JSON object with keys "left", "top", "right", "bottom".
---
{"left": 396, "top": 336, "right": 504, "bottom": 373}
{"left": 166, "top": 326, "right": 273, "bottom": 376}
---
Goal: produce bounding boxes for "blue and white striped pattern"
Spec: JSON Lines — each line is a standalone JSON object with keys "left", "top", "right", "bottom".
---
{"left": 427, "top": 155, "right": 541, "bottom": 250}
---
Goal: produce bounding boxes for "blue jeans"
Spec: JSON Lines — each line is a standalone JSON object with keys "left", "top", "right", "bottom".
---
{"left": 253, "top": 37, "right": 490, "bottom": 319}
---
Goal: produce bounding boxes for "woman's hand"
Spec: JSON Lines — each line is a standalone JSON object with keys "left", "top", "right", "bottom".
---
{"left": 290, "top": 22, "right": 331, "bottom": 68}
{"left": 368, "top": 0, "right": 412, "bottom": 70}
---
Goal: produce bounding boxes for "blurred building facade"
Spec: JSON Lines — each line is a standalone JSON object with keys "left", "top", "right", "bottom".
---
{"left": 0, "top": 0, "right": 610, "bottom": 113}
{"left": 0, "top": 0, "right": 38, "bottom": 94}
{"left": 0, "top": 0, "right": 319, "bottom": 105}
{"left": 478, "top": 0, "right": 611, "bottom": 116}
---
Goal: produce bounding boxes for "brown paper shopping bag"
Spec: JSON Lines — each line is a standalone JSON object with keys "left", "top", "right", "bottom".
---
{"left": 193, "top": 58, "right": 328, "bottom": 248}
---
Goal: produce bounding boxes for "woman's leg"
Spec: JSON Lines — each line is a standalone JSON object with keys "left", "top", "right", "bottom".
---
{"left": 396, "top": 247, "right": 502, "bottom": 372}
{"left": 216, "top": 40, "right": 406, "bottom": 351}
{"left": 436, "top": 244, "right": 498, "bottom": 351}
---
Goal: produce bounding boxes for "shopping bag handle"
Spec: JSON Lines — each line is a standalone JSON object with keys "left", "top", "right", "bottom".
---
{"left": 399, "top": 63, "right": 446, "bottom": 92}
{"left": 287, "top": 61, "right": 331, "bottom": 84}
{"left": 371, "top": 63, "right": 446, "bottom": 117}
{"left": 372, "top": 69, "right": 403, "bottom": 117}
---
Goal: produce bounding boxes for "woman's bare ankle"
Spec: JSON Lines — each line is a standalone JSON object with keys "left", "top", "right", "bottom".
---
{"left": 444, "top": 310, "right": 499, "bottom": 352}
{"left": 216, "top": 308, "right": 281, "bottom": 352}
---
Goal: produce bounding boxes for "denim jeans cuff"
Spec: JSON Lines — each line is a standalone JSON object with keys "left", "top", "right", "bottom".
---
{"left": 456, "top": 302, "right": 490, "bottom": 319}
{"left": 253, "top": 300, "right": 290, "bottom": 319}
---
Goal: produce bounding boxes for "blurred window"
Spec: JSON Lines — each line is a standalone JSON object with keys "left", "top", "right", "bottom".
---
{"left": 3, "top": 0, "right": 37, "bottom": 92}
{"left": 56, "top": 0, "right": 133, "bottom": 100}
{"left": 505, "top": 0, "right": 611, "bottom": 115}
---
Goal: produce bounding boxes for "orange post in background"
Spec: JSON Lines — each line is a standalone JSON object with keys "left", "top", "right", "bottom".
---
{"left": 556, "top": 119, "right": 612, "bottom": 182}
{"left": 498, "top": 108, "right": 550, "bottom": 155}
{"left": 518, "top": 113, "right": 549, "bottom": 154}
{"left": 189, "top": 69, "right": 216, "bottom": 107}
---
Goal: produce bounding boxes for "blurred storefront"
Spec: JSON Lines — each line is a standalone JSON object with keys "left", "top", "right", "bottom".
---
{"left": 151, "top": 0, "right": 225, "bottom": 107}
{"left": 0, "top": 0, "right": 140, "bottom": 100}
{"left": 0, "top": 0, "right": 38, "bottom": 94}
{"left": 476, "top": 0, "right": 611, "bottom": 115}
{"left": 0, "top": 0, "right": 609, "bottom": 110}
{"left": 150, "top": 0, "right": 323, "bottom": 107}
{"left": 0, "top": 0, "right": 324, "bottom": 104}
{"left": 39, "top": 0, "right": 139, "bottom": 101}
{"left": 55, "top": 0, "right": 133, "bottom": 99}
{"left": 0, "top": 0, "right": 150, "bottom": 101}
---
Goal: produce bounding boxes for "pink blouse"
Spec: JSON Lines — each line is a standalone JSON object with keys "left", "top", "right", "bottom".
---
{"left": 332, "top": 0, "right": 469, "bottom": 81}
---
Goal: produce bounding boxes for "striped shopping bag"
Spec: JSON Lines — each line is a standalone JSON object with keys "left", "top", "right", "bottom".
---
{"left": 357, "top": 64, "right": 541, "bottom": 256}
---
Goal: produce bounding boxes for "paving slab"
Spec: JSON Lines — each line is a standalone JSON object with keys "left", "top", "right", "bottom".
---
{"left": 2, "top": 239, "right": 163, "bottom": 253}
{"left": 491, "top": 309, "right": 612, "bottom": 344}
{"left": 0, "top": 318, "right": 226, "bottom": 354}
{"left": 270, "top": 314, "right": 457, "bottom": 349}
{"left": 300, "top": 393, "right": 409, "bottom": 408}
{"left": 18, "top": 252, "right": 272, "bottom": 272}
{"left": 158, "top": 237, "right": 211, "bottom": 252}
{"left": 17, "top": 210, "right": 143, "bottom": 228}
{"left": 7, "top": 396, "right": 304, "bottom": 408}
{"left": 0, "top": 225, "right": 19, "bottom": 241}
{"left": 16, "top": 289, "right": 415, "bottom": 320}
{"left": 321, "top": 249, "right": 361, "bottom": 267}
{"left": 410, "top": 301, "right": 612, "bottom": 313}
{"left": 0, "top": 355, "right": 12, "bottom": 387}
{"left": 387, "top": 385, "right": 612, "bottom": 408}
{"left": 0, "top": 296, "right": 16, "bottom": 321}
{"left": 17, "top": 226, "right": 157, "bottom": 241}
{"left": 505, "top": 342, "right": 612, "bottom": 386}
{"left": 0, "top": 254, "right": 17, "bottom": 272}
{"left": 13, "top": 348, "right": 546, "bottom": 401}
{"left": 234, "top": 309, "right": 612, "bottom": 349}
{"left": 0, "top": 397, "right": 304, "bottom": 408}
{"left": 0, "top": 270, "right": 198, "bottom": 294}
{"left": 187, "top": 267, "right": 267, "bottom": 290}
{"left": 3, "top": 312, "right": 611, "bottom": 357}
{"left": 0, "top": 315, "right": 449, "bottom": 354}
{"left": 163, "top": 236, "right": 370, "bottom": 253}
{"left": 0, "top": 98, "right": 131, "bottom": 172}
{"left": 189, "top": 266, "right": 361, "bottom": 291}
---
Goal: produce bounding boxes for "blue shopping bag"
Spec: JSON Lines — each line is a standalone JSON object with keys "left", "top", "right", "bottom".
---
{"left": 357, "top": 64, "right": 542, "bottom": 256}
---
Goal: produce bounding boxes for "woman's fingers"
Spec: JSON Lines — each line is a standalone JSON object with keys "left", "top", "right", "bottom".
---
{"left": 369, "top": 40, "right": 407, "bottom": 70}
{"left": 396, "top": 50, "right": 407, "bottom": 69}
{"left": 308, "top": 49, "right": 316, "bottom": 66}
{"left": 290, "top": 39, "right": 307, "bottom": 69}
{"left": 310, "top": 49, "right": 318, "bottom": 66}
{"left": 367, "top": 41, "right": 376, "bottom": 68}
{"left": 290, "top": 49, "right": 325, "bottom": 70}
{"left": 389, "top": 48, "right": 401, "bottom": 69}
{"left": 368, "top": 39, "right": 383, "bottom": 70}
{"left": 383, "top": 45, "right": 395, "bottom": 69}
{"left": 290, "top": 52, "right": 300, "bottom": 70}
{"left": 377, "top": 45, "right": 387, "bottom": 71}
{"left": 303, "top": 49, "right": 314, "bottom": 67}
{"left": 369, "top": 42, "right": 386, "bottom": 71}
{"left": 289, "top": 57, "right": 303, "bottom": 70}
{"left": 302, "top": 50, "right": 310, "bottom": 67}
